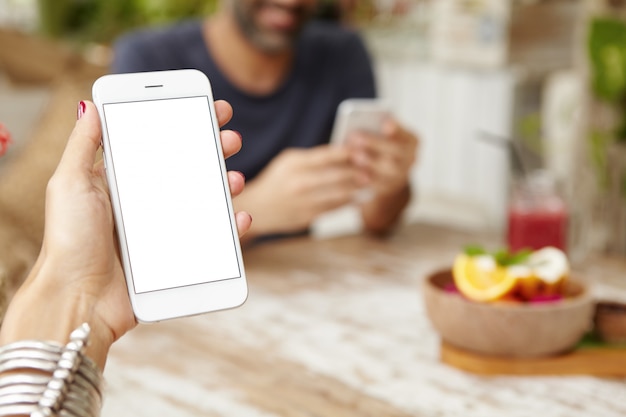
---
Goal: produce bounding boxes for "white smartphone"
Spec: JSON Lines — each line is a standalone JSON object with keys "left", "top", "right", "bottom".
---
{"left": 92, "top": 69, "right": 247, "bottom": 323}
{"left": 329, "top": 98, "right": 390, "bottom": 204}
{"left": 330, "top": 98, "right": 390, "bottom": 146}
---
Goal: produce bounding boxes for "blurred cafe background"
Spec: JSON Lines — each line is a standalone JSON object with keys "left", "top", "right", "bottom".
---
{"left": 0, "top": 0, "right": 625, "bottom": 273}
{"left": 2, "top": 3, "right": 626, "bottom": 416}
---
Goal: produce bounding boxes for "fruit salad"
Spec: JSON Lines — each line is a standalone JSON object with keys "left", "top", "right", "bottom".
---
{"left": 451, "top": 246, "right": 570, "bottom": 303}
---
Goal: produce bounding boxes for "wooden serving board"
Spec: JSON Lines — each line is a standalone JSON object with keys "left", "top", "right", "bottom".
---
{"left": 440, "top": 341, "right": 626, "bottom": 377}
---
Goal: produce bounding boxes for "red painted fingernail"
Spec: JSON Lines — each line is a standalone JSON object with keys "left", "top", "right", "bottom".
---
{"left": 77, "top": 101, "right": 86, "bottom": 120}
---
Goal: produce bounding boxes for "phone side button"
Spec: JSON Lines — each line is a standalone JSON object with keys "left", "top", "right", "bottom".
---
{"left": 102, "top": 154, "right": 107, "bottom": 170}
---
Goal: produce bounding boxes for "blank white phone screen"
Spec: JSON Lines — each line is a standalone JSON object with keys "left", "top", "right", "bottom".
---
{"left": 103, "top": 96, "right": 240, "bottom": 294}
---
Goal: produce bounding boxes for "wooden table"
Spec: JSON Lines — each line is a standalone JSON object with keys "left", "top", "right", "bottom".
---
{"left": 102, "top": 222, "right": 626, "bottom": 417}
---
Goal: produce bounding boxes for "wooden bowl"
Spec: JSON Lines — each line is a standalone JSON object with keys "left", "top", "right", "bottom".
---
{"left": 594, "top": 300, "right": 626, "bottom": 344}
{"left": 422, "top": 269, "right": 595, "bottom": 358}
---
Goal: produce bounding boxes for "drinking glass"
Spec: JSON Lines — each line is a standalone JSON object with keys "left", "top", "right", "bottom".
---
{"left": 507, "top": 170, "right": 568, "bottom": 253}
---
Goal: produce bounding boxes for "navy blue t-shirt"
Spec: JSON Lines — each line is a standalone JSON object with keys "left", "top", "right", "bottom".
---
{"left": 111, "top": 19, "right": 376, "bottom": 180}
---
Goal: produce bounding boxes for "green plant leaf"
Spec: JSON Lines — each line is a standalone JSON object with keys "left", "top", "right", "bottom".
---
{"left": 463, "top": 245, "right": 488, "bottom": 256}
{"left": 463, "top": 245, "right": 532, "bottom": 266}
{"left": 589, "top": 130, "right": 611, "bottom": 189}
{"left": 493, "top": 248, "right": 532, "bottom": 267}
{"left": 37, "top": 0, "right": 218, "bottom": 44}
{"left": 516, "top": 112, "right": 543, "bottom": 157}
{"left": 588, "top": 17, "right": 626, "bottom": 102}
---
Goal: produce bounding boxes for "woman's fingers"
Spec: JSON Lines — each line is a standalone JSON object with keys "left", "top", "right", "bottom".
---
{"left": 235, "top": 211, "right": 252, "bottom": 237}
{"left": 56, "top": 101, "right": 102, "bottom": 176}
{"left": 227, "top": 170, "right": 245, "bottom": 197}
{"left": 214, "top": 100, "right": 233, "bottom": 127}
{"left": 221, "top": 130, "right": 243, "bottom": 159}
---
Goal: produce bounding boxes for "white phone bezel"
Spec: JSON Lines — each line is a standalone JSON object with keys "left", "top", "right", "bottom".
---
{"left": 92, "top": 69, "right": 247, "bottom": 323}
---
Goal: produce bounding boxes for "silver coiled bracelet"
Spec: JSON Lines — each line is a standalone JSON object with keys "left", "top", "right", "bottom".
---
{"left": 0, "top": 323, "right": 103, "bottom": 417}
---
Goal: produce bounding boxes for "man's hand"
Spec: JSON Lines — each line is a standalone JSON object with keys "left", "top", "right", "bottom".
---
{"left": 347, "top": 117, "right": 419, "bottom": 233}
{"left": 235, "top": 145, "right": 361, "bottom": 238}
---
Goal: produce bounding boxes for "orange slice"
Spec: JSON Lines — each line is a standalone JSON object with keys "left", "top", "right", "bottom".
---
{"left": 452, "top": 254, "right": 518, "bottom": 302}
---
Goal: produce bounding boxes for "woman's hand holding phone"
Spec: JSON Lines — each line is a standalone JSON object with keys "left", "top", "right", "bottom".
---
{"left": 0, "top": 99, "right": 251, "bottom": 369}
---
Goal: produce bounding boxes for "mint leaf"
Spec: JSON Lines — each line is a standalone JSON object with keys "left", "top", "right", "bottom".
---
{"left": 508, "top": 249, "right": 532, "bottom": 265}
{"left": 493, "top": 249, "right": 509, "bottom": 265}
{"left": 464, "top": 245, "right": 488, "bottom": 256}
{"left": 463, "top": 245, "right": 533, "bottom": 265}
{"left": 494, "top": 248, "right": 532, "bottom": 266}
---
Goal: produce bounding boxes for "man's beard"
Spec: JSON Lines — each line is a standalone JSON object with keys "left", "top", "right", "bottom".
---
{"left": 232, "top": 1, "right": 315, "bottom": 54}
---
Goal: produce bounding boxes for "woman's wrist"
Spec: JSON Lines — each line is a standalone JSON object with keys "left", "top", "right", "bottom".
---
{"left": 0, "top": 323, "right": 105, "bottom": 417}
{"left": 0, "top": 262, "right": 114, "bottom": 370}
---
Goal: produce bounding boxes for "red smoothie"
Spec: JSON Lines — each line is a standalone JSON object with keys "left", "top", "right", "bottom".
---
{"left": 506, "top": 171, "right": 568, "bottom": 252}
